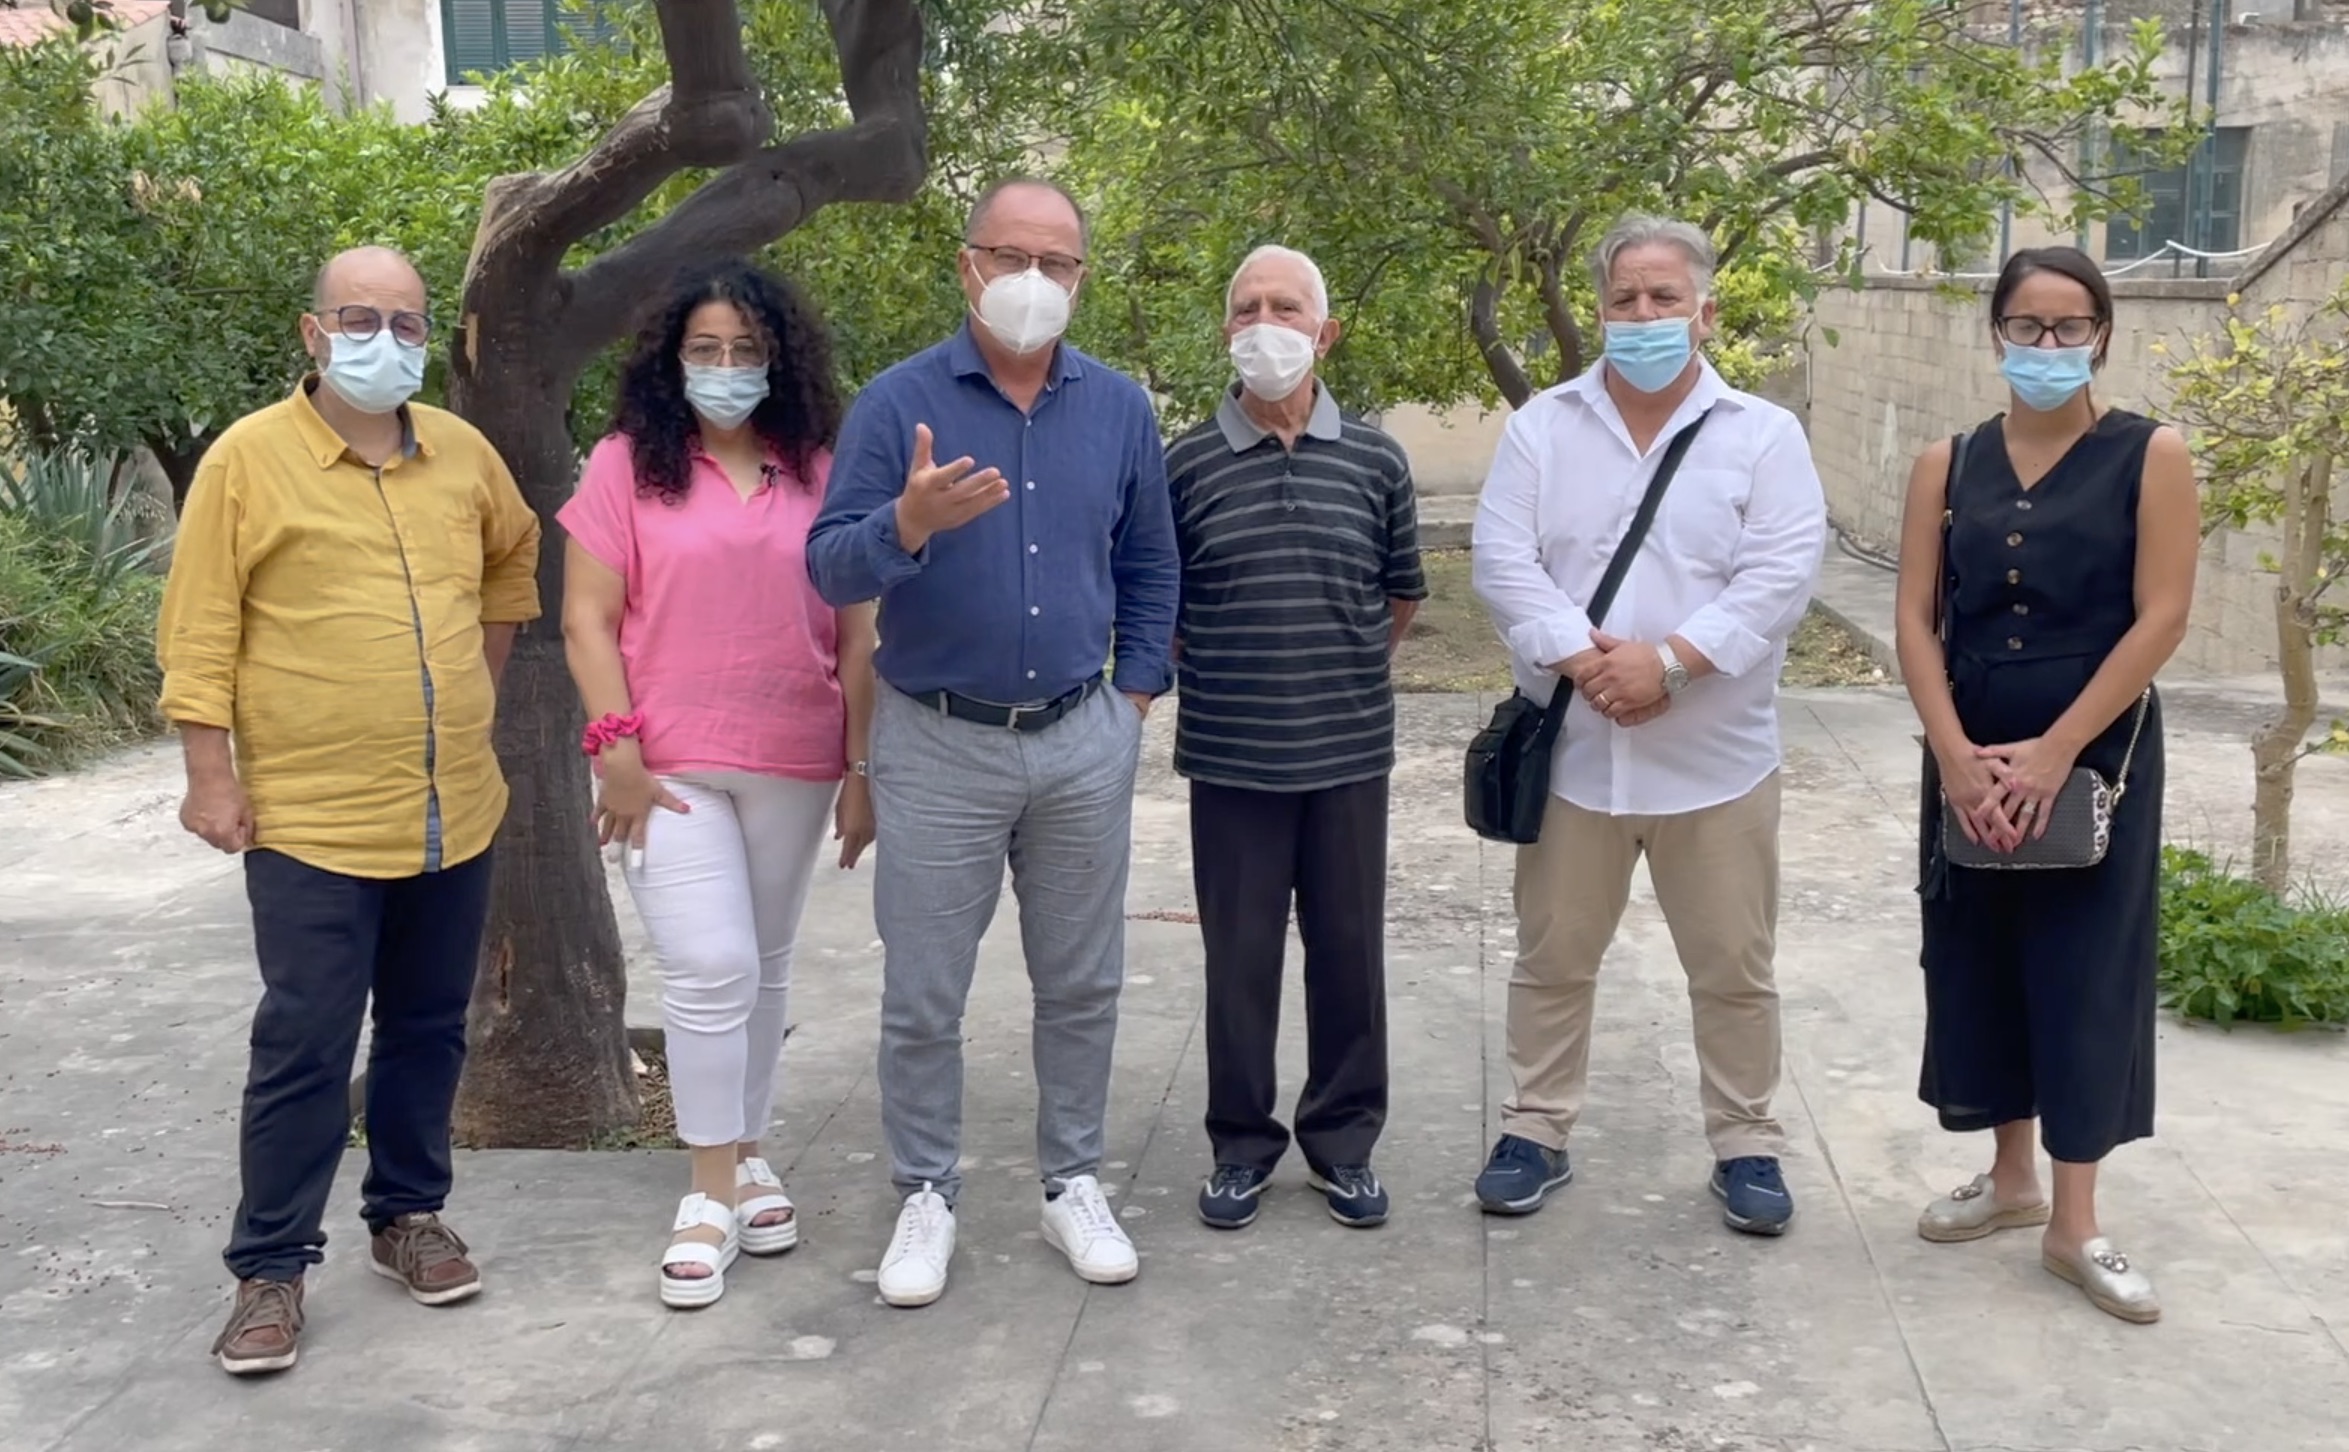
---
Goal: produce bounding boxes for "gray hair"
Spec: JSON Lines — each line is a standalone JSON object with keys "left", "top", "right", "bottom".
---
{"left": 1225, "top": 244, "right": 1330, "bottom": 321}
{"left": 1590, "top": 214, "right": 1717, "bottom": 300}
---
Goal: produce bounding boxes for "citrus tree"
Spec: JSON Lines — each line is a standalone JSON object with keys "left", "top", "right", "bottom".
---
{"left": 2164, "top": 288, "right": 2349, "bottom": 894}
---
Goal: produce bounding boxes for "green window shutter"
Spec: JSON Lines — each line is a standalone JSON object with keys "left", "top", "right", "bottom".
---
{"left": 441, "top": 0, "right": 503, "bottom": 82}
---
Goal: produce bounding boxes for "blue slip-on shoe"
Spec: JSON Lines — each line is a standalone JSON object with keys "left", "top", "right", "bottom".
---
{"left": 1197, "top": 1164, "right": 1272, "bottom": 1229}
{"left": 1711, "top": 1156, "right": 1794, "bottom": 1236}
{"left": 1307, "top": 1164, "right": 1390, "bottom": 1228}
{"left": 1474, "top": 1134, "right": 1573, "bottom": 1216}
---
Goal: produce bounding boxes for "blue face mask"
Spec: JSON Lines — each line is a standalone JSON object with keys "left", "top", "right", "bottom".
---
{"left": 321, "top": 329, "right": 425, "bottom": 415}
{"left": 2000, "top": 345, "right": 2095, "bottom": 412}
{"left": 682, "top": 363, "right": 770, "bottom": 430}
{"left": 1603, "top": 317, "right": 1696, "bottom": 394}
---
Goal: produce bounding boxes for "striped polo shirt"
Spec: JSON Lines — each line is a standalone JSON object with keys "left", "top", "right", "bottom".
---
{"left": 1166, "top": 384, "right": 1428, "bottom": 792}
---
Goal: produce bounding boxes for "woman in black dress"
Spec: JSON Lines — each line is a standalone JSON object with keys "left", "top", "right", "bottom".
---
{"left": 1891, "top": 247, "right": 2199, "bottom": 1324}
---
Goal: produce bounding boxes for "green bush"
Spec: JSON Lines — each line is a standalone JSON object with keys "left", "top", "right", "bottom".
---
{"left": 2158, "top": 845, "right": 2349, "bottom": 1028}
{"left": 0, "top": 452, "right": 167, "bottom": 776}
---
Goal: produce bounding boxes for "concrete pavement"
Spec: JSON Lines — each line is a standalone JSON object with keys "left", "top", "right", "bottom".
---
{"left": 3, "top": 685, "right": 2347, "bottom": 1452}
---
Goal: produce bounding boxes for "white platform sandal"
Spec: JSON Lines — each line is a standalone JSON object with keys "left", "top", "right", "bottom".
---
{"left": 659, "top": 1192, "right": 739, "bottom": 1309}
{"left": 736, "top": 1157, "right": 799, "bottom": 1256}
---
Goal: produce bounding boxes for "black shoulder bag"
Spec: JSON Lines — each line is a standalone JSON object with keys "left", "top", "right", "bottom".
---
{"left": 1463, "top": 409, "right": 1713, "bottom": 845}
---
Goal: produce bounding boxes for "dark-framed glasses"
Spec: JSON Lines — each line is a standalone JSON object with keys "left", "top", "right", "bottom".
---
{"left": 324, "top": 305, "right": 431, "bottom": 347}
{"left": 966, "top": 244, "right": 1084, "bottom": 286}
{"left": 1997, "top": 315, "right": 2099, "bottom": 348}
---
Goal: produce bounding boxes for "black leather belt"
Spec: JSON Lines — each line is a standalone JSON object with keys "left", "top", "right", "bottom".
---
{"left": 901, "top": 677, "right": 1099, "bottom": 732}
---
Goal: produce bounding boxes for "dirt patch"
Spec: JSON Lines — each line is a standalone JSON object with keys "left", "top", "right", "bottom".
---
{"left": 1394, "top": 549, "right": 1883, "bottom": 694}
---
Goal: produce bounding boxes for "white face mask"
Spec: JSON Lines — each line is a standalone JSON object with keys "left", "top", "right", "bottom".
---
{"left": 973, "top": 265, "right": 1072, "bottom": 356}
{"left": 320, "top": 329, "right": 425, "bottom": 415}
{"left": 681, "top": 363, "right": 769, "bottom": 430}
{"left": 1228, "top": 322, "right": 1320, "bottom": 401}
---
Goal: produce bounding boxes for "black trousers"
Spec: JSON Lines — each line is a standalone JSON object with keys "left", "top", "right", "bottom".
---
{"left": 224, "top": 848, "right": 494, "bottom": 1283}
{"left": 1189, "top": 777, "right": 1389, "bottom": 1173}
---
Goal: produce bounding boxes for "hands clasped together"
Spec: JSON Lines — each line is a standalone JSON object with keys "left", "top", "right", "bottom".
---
{"left": 1941, "top": 735, "right": 2076, "bottom": 854}
{"left": 1555, "top": 629, "right": 1674, "bottom": 728}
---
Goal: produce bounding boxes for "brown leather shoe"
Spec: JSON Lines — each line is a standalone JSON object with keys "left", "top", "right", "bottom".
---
{"left": 369, "top": 1213, "right": 483, "bottom": 1306}
{"left": 211, "top": 1277, "right": 304, "bottom": 1375}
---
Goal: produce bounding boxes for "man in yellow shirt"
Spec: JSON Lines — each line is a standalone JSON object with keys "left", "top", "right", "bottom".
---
{"left": 157, "top": 246, "right": 541, "bottom": 1377}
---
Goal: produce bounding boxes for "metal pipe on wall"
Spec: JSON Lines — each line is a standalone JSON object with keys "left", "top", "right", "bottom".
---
{"left": 1997, "top": 0, "right": 2023, "bottom": 264}
{"left": 2075, "top": 0, "right": 2104, "bottom": 251}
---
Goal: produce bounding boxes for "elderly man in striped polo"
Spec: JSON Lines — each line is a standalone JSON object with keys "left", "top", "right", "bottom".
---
{"left": 1164, "top": 245, "right": 1428, "bottom": 1232}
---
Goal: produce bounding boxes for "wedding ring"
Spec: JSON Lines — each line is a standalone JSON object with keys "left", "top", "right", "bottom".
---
{"left": 2019, "top": 801, "right": 2038, "bottom": 817}
{"left": 1597, "top": 692, "right": 1611, "bottom": 707}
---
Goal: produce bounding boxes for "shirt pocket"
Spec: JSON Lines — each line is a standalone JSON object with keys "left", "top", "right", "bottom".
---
{"left": 1658, "top": 467, "right": 1749, "bottom": 582}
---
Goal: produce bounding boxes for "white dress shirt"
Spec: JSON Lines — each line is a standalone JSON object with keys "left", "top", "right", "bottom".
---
{"left": 1471, "top": 360, "right": 1827, "bottom": 817}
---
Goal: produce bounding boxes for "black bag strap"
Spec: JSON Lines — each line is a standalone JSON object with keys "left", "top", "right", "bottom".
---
{"left": 1936, "top": 430, "right": 1971, "bottom": 658}
{"left": 1537, "top": 407, "right": 1715, "bottom": 737}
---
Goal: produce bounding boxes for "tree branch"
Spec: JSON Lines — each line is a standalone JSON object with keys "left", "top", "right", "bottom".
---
{"left": 1470, "top": 275, "right": 1533, "bottom": 409}
{"left": 562, "top": 0, "right": 926, "bottom": 341}
{"left": 470, "top": 1, "right": 771, "bottom": 275}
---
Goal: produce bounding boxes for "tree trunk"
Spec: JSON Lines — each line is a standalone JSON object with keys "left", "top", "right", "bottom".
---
{"left": 146, "top": 431, "right": 211, "bottom": 514}
{"left": 2248, "top": 454, "right": 2329, "bottom": 896}
{"left": 1470, "top": 277, "right": 1534, "bottom": 409}
{"left": 447, "top": 276, "right": 639, "bottom": 1147}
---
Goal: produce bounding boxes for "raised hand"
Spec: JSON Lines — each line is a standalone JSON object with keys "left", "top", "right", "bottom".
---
{"left": 893, "top": 423, "right": 1009, "bottom": 553}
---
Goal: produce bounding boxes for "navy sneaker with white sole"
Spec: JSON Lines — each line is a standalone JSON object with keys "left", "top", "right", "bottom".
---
{"left": 1711, "top": 1156, "right": 1794, "bottom": 1235}
{"left": 1197, "top": 1164, "right": 1271, "bottom": 1229}
{"left": 1474, "top": 1134, "right": 1573, "bottom": 1215}
{"left": 1307, "top": 1164, "right": 1390, "bottom": 1227}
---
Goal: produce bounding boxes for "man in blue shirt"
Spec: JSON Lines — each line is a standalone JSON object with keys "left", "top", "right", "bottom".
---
{"left": 807, "top": 177, "right": 1178, "bottom": 1309}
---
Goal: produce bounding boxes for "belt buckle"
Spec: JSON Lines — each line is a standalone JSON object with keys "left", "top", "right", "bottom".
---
{"left": 1003, "top": 702, "right": 1028, "bottom": 731}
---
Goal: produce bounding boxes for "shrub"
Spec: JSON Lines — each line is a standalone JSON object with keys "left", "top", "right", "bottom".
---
{"left": 2157, "top": 845, "right": 2349, "bottom": 1028}
{"left": 0, "top": 451, "right": 167, "bottom": 776}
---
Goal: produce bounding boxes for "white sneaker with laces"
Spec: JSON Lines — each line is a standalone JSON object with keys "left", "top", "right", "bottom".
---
{"left": 877, "top": 1184, "right": 955, "bottom": 1308}
{"left": 1041, "top": 1174, "right": 1139, "bottom": 1285}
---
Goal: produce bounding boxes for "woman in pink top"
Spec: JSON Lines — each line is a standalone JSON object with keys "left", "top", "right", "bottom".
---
{"left": 558, "top": 261, "right": 876, "bottom": 1309}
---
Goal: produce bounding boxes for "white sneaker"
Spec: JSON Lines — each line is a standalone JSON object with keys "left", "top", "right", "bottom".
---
{"left": 877, "top": 1184, "right": 955, "bottom": 1308}
{"left": 1041, "top": 1174, "right": 1139, "bottom": 1285}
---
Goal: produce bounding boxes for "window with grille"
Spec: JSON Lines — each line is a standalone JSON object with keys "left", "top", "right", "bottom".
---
{"left": 2105, "top": 126, "right": 2252, "bottom": 262}
{"left": 441, "top": 1, "right": 619, "bottom": 84}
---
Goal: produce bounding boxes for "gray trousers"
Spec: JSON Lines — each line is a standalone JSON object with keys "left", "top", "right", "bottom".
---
{"left": 870, "top": 681, "right": 1143, "bottom": 1203}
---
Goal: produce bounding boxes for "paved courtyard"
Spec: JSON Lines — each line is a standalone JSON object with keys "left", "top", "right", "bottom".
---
{"left": 3, "top": 679, "right": 2347, "bottom": 1452}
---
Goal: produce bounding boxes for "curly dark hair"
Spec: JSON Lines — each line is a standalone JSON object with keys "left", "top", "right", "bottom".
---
{"left": 610, "top": 259, "right": 842, "bottom": 502}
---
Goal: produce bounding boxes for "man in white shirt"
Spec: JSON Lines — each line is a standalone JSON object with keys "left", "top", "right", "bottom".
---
{"left": 1468, "top": 214, "right": 1827, "bottom": 1235}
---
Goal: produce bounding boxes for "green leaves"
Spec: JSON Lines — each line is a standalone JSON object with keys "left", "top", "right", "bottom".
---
{"left": 2158, "top": 846, "right": 2349, "bottom": 1028}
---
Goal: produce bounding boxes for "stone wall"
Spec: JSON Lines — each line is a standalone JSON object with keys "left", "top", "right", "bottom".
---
{"left": 1802, "top": 176, "right": 2349, "bottom": 675}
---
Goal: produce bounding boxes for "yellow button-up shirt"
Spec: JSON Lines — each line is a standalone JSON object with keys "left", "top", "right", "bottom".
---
{"left": 158, "top": 382, "right": 542, "bottom": 879}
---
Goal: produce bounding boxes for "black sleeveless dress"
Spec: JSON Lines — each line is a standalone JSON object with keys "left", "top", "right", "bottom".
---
{"left": 1916, "top": 408, "right": 2163, "bottom": 1164}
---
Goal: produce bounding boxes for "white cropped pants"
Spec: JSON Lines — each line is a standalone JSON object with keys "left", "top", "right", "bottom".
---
{"left": 624, "top": 772, "right": 837, "bottom": 1148}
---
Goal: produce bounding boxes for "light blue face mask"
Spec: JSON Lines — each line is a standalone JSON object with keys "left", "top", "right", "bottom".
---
{"left": 682, "top": 363, "right": 770, "bottom": 430}
{"left": 321, "top": 330, "right": 425, "bottom": 415}
{"left": 1602, "top": 317, "right": 1696, "bottom": 394}
{"left": 1999, "top": 345, "right": 2096, "bottom": 413}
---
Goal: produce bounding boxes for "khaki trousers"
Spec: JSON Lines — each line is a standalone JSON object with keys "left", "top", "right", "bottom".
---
{"left": 1501, "top": 771, "right": 1786, "bottom": 1160}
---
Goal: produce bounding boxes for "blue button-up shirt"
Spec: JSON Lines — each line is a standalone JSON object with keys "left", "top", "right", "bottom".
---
{"left": 807, "top": 325, "right": 1179, "bottom": 703}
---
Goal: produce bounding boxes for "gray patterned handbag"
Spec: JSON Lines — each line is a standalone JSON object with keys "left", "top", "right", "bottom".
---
{"left": 1938, "top": 693, "right": 2149, "bottom": 870}
{"left": 1933, "top": 428, "right": 2151, "bottom": 871}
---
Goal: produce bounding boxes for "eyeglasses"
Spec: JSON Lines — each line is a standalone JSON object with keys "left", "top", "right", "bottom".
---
{"left": 965, "top": 244, "right": 1085, "bottom": 286}
{"left": 1997, "top": 315, "right": 2099, "bottom": 348}
{"left": 680, "top": 338, "right": 769, "bottom": 367}
{"left": 321, "top": 305, "right": 430, "bottom": 347}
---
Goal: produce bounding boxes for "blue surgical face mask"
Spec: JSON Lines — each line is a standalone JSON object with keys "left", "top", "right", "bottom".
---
{"left": 2000, "top": 345, "right": 2095, "bottom": 412}
{"left": 1603, "top": 317, "right": 1696, "bottom": 394}
{"left": 682, "top": 363, "right": 770, "bottom": 430}
{"left": 320, "top": 329, "right": 425, "bottom": 415}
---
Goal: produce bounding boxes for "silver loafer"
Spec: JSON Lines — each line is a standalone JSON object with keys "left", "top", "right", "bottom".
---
{"left": 2043, "top": 1236, "right": 2161, "bottom": 1324}
{"left": 1917, "top": 1174, "right": 2052, "bottom": 1243}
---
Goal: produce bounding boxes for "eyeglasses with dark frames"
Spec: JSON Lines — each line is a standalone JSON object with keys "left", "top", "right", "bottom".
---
{"left": 1996, "top": 315, "right": 2099, "bottom": 348}
{"left": 322, "top": 305, "right": 431, "bottom": 347}
{"left": 965, "top": 244, "right": 1085, "bottom": 286}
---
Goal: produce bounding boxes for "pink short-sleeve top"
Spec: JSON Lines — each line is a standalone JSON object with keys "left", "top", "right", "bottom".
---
{"left": 557, "top": 432, "right": 845, "bottom": 781}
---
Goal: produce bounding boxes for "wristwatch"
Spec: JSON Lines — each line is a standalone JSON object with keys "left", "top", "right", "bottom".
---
{"left": 850, "top": 759, "right": 871, "bottom": 778}
{"left": 1657, "top": 642, "right": 1691, "bottom": 696}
